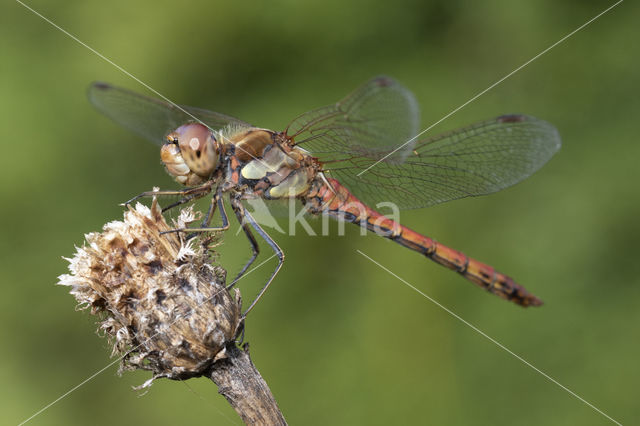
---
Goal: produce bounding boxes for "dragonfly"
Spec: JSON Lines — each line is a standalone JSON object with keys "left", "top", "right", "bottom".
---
{"left": 88, "top": 76, "right": 561, "bottom": 315}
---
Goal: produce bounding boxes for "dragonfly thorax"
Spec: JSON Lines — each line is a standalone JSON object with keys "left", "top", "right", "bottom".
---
{"left": 161, "top": 122, "right": 221, "bottom": 186}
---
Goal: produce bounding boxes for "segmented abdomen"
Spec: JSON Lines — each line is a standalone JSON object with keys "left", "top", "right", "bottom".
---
{"left": 305, "top": 178, "right": 542, "bottom": 307}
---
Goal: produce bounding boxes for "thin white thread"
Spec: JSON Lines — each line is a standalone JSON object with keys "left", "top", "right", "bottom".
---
{"left": 14, "top": 0, "right": 282, "bottom": 177}
{"left": 357, "top": 250, "right": 623, "bottom": 426}
{"left": 357, "top": 0, "right": 623, "bottom": 176}
{"left": 179, "top": 373, "right": 239, "bottom": 424}
{"left": 19, "top": 253, "right": 278, "bottom": 425}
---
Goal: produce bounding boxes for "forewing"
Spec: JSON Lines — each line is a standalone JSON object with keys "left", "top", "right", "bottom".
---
{"left": 286, "top": 76, "right": 420, "bottom": 163}
{"left": 322, "top": 114, "right": 561, "bottom": 209}
{"left": 88, "top": 82, "right": 250, "bottom": 145}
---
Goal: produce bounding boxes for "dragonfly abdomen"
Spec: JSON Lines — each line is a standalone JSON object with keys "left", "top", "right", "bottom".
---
{"left": 396, "top": 227, "right": 543, "bottom": 307}
{"left": 307, "top": 178, "right": 542, "bottom": 307}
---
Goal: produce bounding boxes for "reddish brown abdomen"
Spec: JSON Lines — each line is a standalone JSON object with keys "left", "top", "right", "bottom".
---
{"left": 307, "top": 178, "right": 542, "bottom": 307}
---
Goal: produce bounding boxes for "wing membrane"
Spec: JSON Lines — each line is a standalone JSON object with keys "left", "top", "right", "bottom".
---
{"left": 287, "top": 76, "right": 420, "bottom": 163}
{"left": 321, "top": 114, "right": 561, "bottom": 209}
{"left": 88, "top": 82, "right": 250, "bottom": 145}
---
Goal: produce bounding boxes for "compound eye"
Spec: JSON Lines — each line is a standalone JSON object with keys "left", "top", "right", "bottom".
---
{"left": 172, "top": 123, "right": 219, "bottom": 176}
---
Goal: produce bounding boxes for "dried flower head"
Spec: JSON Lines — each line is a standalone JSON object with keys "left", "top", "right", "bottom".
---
{"left": 58, "top": 199, "right": 242, "bottom": 385}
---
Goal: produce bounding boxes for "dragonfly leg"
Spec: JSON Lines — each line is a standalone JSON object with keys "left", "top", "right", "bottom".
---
{"left": 122, "top": 181, "right": 214, "bottom": 212}
{"left": 160, "top": 190, "right": 230, "bottom": 235}
{"left": 227, "top": 197, "right": 260, "bottom": 290}
{"left": 201, "top": 190, "right": 227, "bottom": 228}
{"left": 160, "top": 191, "right": 210, "bottom": 213}
{"left": 183, "top": 191, "right": 230, "bottom": 241}
{"left": 230, "top": 198, "right": 284, "bottom": 317}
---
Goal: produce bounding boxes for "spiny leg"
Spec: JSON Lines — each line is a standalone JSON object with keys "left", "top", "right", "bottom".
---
{"left": 123, "top": 186, "right": 209, "bottom": 205}
{"left": 202, "top": 190, "right": 227, "bottom": 228}
{"left": 156, "top": 184, "right": 214, "bottom": 213}
{"left": 227, "top": 197, "right": 260, "bottom": 290}
{"left": 232, "top": 200, "right": 284, "bottom": 317}
{"left": 161, "top": 190, "right": 230, "bottom": 235}
{"left": 161, "top": 191, "right": 210, "bottom": 213}
{"left": 183, "top": 192, "right": 230, "bottom": 242}
{"left": 122, "top": 181, "right": 214, "bottom": 213}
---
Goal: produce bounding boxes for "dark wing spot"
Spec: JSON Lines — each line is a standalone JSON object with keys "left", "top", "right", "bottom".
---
{"left": 91, "top": 81, "right": 111, "bottom": 91}
{"left": 374, "top": 76, "right": 393, "bottom": 87}
{"left": 497, "top": 114, "right": 526, "bottom": 123}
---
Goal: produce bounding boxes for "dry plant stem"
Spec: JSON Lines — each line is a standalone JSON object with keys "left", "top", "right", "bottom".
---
{"left": 209, "top": 344, "right": 287, "bottom": 425}
{"left": 60, "top": 200, "right": 286, "bottom": 424}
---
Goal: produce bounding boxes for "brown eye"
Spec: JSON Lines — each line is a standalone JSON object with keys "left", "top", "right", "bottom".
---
{"left": 171, "top": 123, "right": 220, "bottom": 176}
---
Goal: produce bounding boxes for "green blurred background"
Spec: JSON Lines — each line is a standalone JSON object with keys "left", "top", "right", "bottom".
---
{"left": 2, "top": 0, "right": 638, "bottom": 424}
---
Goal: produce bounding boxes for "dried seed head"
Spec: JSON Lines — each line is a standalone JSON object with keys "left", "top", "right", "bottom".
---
{"left": 58, "top": 199, "right": 242, "bottom": 384}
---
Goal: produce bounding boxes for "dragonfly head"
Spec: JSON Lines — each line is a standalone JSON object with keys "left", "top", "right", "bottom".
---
{"left": 161, "top": 122, "right": 221, "bottom": 185}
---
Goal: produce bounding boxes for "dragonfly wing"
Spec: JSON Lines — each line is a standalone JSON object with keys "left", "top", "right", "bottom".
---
{"left": 88, "top": 82, "right": 250, "bottom": 146}
{"left": 287, "top": 76, "right": 420, "bottom": 163}
{"left": 321, "top": 114, "right": 561, "bottom": 209}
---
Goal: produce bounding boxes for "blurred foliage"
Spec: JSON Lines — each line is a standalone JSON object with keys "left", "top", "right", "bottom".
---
{"left": 1, "top": 0, "right": 638, "bottom": 425}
